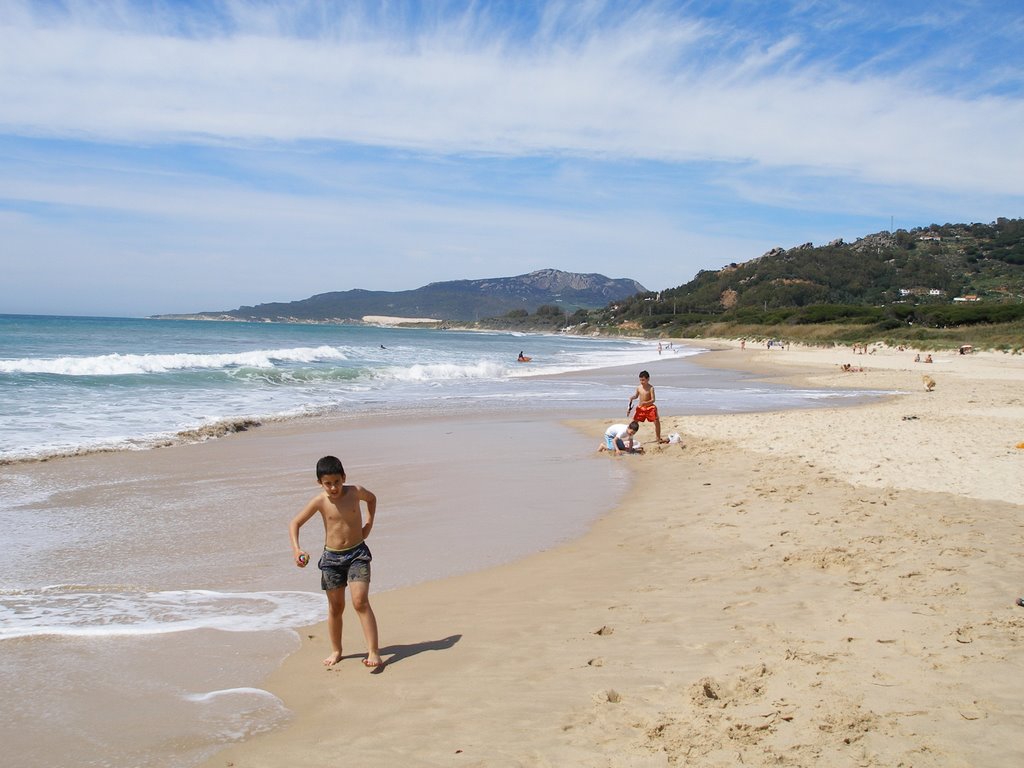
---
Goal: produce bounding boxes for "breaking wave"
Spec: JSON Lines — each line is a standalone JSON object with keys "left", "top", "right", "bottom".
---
{"left": 0, "top": 346, "right": 350, "bottom": 376}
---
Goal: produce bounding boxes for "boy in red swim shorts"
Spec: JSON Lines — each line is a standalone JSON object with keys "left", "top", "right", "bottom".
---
{"left": 628, "top": 370, "right": 668, "bottom": 444}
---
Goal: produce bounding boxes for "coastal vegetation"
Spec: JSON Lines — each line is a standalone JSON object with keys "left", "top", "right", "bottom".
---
{"left": 156, "top": 217, "right": 1024, "bottom": 352}
{"left": 474, "top": 218, "right": 1024, "bottom": 352}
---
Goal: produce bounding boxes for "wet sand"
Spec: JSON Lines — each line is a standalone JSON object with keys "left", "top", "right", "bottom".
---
{"left": 1, "top": 413, "right": 628, "bottom": 768}
{"left": 201, "top": 341, "right": 1024, "bottom": 767}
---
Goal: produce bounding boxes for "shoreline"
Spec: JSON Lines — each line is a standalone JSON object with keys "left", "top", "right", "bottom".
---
{"left": 1, "top": 409, "right": 631, "bottom": 768}
{"left": 200, "top": 341, "right": 1024, "bottom": 767}
{"left": 0, "top": 327, "right": 676, "bottom": 466}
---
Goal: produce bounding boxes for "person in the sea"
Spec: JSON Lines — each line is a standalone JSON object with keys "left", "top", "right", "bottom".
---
{"left": 517, "top": 351, "right": 528, "bottom": 362}
{"left": 599, "top": 421, "right": 643, "bottom": 454}
{"left": 628, "top": 370, "right": 668, "bottom": 444}
{"left": 290, "top": 455, "right": 383, "bottom": 669}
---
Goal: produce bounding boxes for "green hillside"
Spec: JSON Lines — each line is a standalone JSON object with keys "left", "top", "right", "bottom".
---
{"left": 481, "top": 219, "right": 1024, "bottom": 350}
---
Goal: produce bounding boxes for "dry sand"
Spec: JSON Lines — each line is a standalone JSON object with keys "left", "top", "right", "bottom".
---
{"left": 203, "top": 341, "right": 1024, "bottom": 767}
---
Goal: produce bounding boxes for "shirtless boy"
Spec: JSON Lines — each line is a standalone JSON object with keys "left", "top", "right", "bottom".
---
{"left": 290, "top": 455, "right": 383, "bottom": 669}
{"left": 628, "top": 370, "right": 668, "bottom": 444}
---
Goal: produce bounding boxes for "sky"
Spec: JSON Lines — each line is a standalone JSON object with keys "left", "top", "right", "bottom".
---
{"left": 2, "top": 1, "right": 1023, "bottom": 317}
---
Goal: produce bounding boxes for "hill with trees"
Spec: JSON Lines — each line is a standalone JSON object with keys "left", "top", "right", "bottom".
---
{"left": 158, "top": 269, "right": 647, "bottom": 323}
{"left": 480, "top": 219, "right": 1024, "bottom": 349}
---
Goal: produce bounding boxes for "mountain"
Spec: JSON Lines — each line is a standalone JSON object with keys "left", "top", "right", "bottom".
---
{"left": 163, "top": 269, "right": 648, "bottom": 323}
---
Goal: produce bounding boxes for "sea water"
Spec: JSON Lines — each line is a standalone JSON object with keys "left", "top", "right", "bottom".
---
{"left": 0, "top": 315, "right": 873, "bottom": 768}
{"left": 0, "top": 315, "right": 860, "bottom": 463}
{"left": 0, "top": 315, "right": 685, "bottom": 462}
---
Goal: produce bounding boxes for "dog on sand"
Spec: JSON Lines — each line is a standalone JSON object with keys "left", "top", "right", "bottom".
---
{"left": 922, "top": 374, "right": 936, "bottom": 392}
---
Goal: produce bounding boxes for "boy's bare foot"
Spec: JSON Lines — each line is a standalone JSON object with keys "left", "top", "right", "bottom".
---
{"left": 323, "top": 651, "right": 343, "bottom": 667}
{"left": 362, "top": 653, "right": 384, "bottom": 669}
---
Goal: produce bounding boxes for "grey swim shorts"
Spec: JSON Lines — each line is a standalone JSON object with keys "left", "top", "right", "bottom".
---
{"left": 317, "top": 541, "right": 372, "bottom": 591}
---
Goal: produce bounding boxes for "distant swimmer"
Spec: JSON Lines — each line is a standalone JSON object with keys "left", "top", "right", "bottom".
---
{"left": 517, "top": 351, "right": 532, "bottom": 362}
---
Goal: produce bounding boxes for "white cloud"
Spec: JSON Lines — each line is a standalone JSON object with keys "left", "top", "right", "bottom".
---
{"left": 1, "top": 1, "right": 1022, "bottom": 316}
{"left": 1, "top": 2, "right": 1020, "bottom": 195}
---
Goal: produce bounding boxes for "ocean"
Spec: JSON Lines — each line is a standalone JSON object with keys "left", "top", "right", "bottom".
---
{"left": 0, "top": 315, "right": 862, "bottom": 463}
{"left": 0, "top": 314, "right": 688, "bottom": 462}
{"left": 0, "top": 315, "right": 872, "bottom": 767}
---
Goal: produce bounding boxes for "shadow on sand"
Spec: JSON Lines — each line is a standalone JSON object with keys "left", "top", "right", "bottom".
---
{"left": 344, "top": 634, "right": 462, "bottom": 674}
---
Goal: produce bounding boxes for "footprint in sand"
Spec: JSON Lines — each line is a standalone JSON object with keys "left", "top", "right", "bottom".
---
{"left": 592, "top": 689, "right": 621, "bottom": 704}
{"left": 958, "top": 701, "right": 986, "bottom": 720}
{"left": 723, "top": 600, "right": 757, "bottom": 611}
{"left": 954, "top": 625, "right": 974, "bottom": 644}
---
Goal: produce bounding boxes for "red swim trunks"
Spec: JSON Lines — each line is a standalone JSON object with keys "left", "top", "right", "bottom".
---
{"left": 633, "top": 403, "right": 659, "bottom": 422}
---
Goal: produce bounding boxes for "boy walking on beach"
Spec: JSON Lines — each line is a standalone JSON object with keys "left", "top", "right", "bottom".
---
{"left": 628, "top": 370, "right": 668, "bottom": 444}
{"left": 290, "top": 455, "right": 383, "bottom": 669}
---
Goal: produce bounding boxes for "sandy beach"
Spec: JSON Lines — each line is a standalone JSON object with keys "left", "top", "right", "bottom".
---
{"left": 192, "top": 340, "right": 1024, "bottom": 767}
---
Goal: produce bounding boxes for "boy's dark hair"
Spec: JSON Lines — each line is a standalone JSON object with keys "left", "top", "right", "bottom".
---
{"left": 639, "top": 370, "right": 650, "bottom": 378}
{"left": 316, "top": 455, "right": 345, "bottom": 479}
{"left": 628, "top": 421, "right": 640, "bottom": 431}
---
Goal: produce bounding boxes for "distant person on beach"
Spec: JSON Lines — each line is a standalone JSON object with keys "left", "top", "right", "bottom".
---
{"left": 599, "top": 421, "right": 642, "bottom": 454}
{"left": 290, "top": 455, "right": 383, "bottom": 670}
{"left": 628, "top": 370, "right": 668, "bottom": 444}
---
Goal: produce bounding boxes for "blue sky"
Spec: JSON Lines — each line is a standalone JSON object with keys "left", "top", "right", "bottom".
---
{"left": 2, "top": 0, "right": 1023, "bottom": 317}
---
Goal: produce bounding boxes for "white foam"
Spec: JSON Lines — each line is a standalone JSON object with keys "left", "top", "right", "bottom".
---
{"left": 0, "top": 345, "right": 350, "bottom": 376}
{"left": 181, "top": 687, "right": 290, "bottom": 742}
{"left": 511, "top": 344, "right": 706, "bottom": 377}
{"left": 0, "top": 588, "right": 324, "bottom": 640}
{"left": 375, "top": 360, "right": 511, "bottom": 382}
{"left": 183, "top": 687, "right": 282, "bottom": 704}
